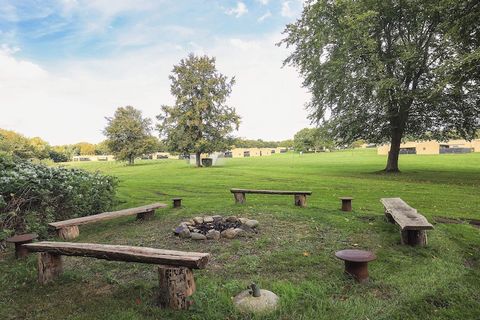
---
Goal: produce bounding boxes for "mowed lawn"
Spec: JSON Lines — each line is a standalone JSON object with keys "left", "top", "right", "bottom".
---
{"left": 1, "top": 149, "right": 479, "bottom": 320}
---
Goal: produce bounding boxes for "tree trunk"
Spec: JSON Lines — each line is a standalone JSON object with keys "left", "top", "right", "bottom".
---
{"left": 157, "top": 266, "right": 196, "bottom": 310}
{"left": 195, "top": 152, "right": 201, "bottom": 167}
{"left": 385, "top": 128, "right": 402, "bottom": 173}
{"left": 128, "top": 155, "right": 134, "bottom": 166}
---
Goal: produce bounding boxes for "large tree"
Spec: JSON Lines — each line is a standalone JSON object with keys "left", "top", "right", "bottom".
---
{"left": 104, "top": 106, "right": 157, "bottom": 165}
{"left": 157, "top": 54, "right": 240, "bottom": 167}
{"left": 281, "top": 0, "right": 480, "bottom": 172}
{"left": 294, "top": 127, "right": 334, "bottom": 152}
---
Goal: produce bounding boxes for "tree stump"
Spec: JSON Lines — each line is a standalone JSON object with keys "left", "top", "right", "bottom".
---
{"left": 173, "top": 198, "right": 182, "bottom": 209}
{"left": 38, "top": 252, "right": 63, "bottom": 284}
{"left": 158, "top": 266, "right": 196, "bottom": 310}
{"left": 57, "top": 226, "right": 80, "bottom": 240}
{"left": 340, "top": 197, "right": 353, "bottom": 212}
{"left": 6, "top": 233, "right": 37, "bottom": 259}
{"left": 233, "top": 192, "right": 246, "bottom": 204}
{"left": 400, "top": 229, "right": 427, "bottom": 246}
{"left": 294, "top": 194, "right": 307, "bottom": 207}
{"left": 335, "top": 249, "right": 376, "bottom": 283}
{"left": 136, "top": 209, "right": 155, "bottom": 220}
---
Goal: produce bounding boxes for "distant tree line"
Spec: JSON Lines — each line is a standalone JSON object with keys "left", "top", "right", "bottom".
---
{"left": 231, "top": 138, "right": 293, "bottom": 149}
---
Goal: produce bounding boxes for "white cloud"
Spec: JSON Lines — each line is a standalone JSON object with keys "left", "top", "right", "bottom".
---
{"left": 257, "top": 10, "right": 272, "bottom": 22}
{"left": 225, "top": 2, "right": 248, "bottom": 18}
{"left": 281, "top": 1, "right": 294, "bottom": 18}
{"left": 257, "top": 0, "right": 270, "bottom": 4}
{"left": 0, "top": 32, "right": 310, "bottom": 145}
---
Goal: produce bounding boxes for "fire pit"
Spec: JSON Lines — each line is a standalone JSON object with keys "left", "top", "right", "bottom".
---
{"left": 174, "top": 215, "right": 259, "bottom": 240}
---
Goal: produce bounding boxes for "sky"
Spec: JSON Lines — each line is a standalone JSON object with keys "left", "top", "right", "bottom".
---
{"left": 0, "top": 0, "right": 311, "bottom": 145}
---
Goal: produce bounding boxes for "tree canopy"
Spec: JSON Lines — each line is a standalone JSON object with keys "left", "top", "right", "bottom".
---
{"left": 157, "top": 54, "right": 240, "bottom": 167}
{"left": 281, "top": 0, "right": 480, "bottom": 172}
{"left": 104, "top": 106, "right": 157, "bottom": 165}
{"left": 294, "top": 127, "right": 335, "bottom": 152}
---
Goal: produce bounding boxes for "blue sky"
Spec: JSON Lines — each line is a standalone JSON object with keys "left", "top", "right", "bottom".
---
{"left": 0, "top": 0, "right": 310, "bottom": 145}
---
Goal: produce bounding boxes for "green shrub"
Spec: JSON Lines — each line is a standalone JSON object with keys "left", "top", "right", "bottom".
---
{"left": 0, "top": 154, "right": 118, "bottom": 240}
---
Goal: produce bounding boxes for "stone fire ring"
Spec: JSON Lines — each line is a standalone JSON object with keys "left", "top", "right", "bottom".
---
{"left": 173, "top": 215, "right": 259, "bottom": 240}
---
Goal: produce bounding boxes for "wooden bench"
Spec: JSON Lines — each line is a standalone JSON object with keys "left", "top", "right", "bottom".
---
{"left": 380, "top": 198, "right": 434, "bottom": 246}
{"left": 230, "top": 188, "right": 312, "bottom": 207}
{"left": 49, "top": 203, "right": 167, "bottom": 240}
{"left": 24, "top": 241, "right": 210, "bottom": 310}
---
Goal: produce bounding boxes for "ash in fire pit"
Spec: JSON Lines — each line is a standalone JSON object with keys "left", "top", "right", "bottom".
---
{"left": 174, "top": 215, "right": 259, "bottom": 240}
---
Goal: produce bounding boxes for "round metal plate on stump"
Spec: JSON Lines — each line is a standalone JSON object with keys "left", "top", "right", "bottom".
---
{"left": 335, "top": 249, "right": 376, "bottom": 283}
{"left": 6, "top": 233, "right": 38, "bottom": 259}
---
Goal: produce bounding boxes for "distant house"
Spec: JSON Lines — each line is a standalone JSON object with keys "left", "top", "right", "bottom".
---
{"left": 72, "top": 155, "right": 115, "bottom": 162}
{"left": 377, "top": 139, "right": 480, "bottom": 155}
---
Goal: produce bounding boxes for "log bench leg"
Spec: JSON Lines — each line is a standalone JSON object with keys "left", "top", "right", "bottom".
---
{"left": 38, "top": 252, "right": 63, "bottom": 284}
{"left": 400, "top": 230, "right": 427, "bottom": 246}
{"left": 233, "top": 192, "right": 246, "bottom": 204}
{"left": 294, "top": 194, "right": 307, "bottom": 207}
{"left": 137, "top": 209, "right": 155, "bottom": 220}
{"left": 57, "top": 226, "right": 80, "bottom": 240}
{"left": 384, "top": 211, "right": 395, "bottom": 224}
{"left": 158, "top": 266, "right": 196, "bottom": 310}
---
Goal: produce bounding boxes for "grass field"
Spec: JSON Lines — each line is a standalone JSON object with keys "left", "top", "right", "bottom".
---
{"left": 1, "top": 149, "right": 479, "bottom": 320}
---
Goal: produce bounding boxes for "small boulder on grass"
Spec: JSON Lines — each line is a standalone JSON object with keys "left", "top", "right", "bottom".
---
{"left": 179, "top": 228, "right": 191, "bottom": 239}
{"left": 221, "top": 228, "right": 237, "bottom": 239}
{"left": 245, "top": 220, "right": 259, "bottom": 228}
{"left": 191, "top": 232, "right": 207, "bottom": 240}
{"left": 206, "top": 229, "right": 221, "bottom": 240}
{"left": 193, "top": 217, "right": 204, "bottom": 224}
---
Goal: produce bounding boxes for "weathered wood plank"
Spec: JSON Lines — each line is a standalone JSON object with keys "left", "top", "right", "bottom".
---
{"left": 49, "top": 203, "right": 167, "bottom": 229}
{"left": 24, "top": 242, "right": 210, "bottom": 269}
{"left": 230, "top": 188, "right": 312, "bottom": 195}
{"left": 380, "top": 198, "right": 433, "bottom": 230}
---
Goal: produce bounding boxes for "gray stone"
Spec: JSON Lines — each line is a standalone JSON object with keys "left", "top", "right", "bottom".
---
{"left": 233, "top": 289, "right": 279, "bottom": 314}
{"left": 212, "top": 215, "right": 222, "bottom": 222}
{"left": 226, "top": 216, "right": 238, "bottom": 223}
{"left": 193, "top": 217, "right": 204, "bottom": 224}
{"left": 191, "top": 232, "right": 207, "bottom": 240}
{"left": 234, "top": 228, "right": 246, "bottom": 237}
{"left": 179, "top": 228, "right": 191, "bottom": 239}
{"left": 203, "top": 216, "right": 214, "bottom": 223}
{"left": 221, "top": 228, "right": 238, "bottom": 239}
{"left": 206, "top": 229, "right": 221, "bottom": 240}
{"left": 174, "top": 225, "right": 188, "bottom": 235}
{"left": 245, "top": 219, "right": 259, "bottom": 228}
{"left": 184, "top": 220, "right": 194, "bottom": 226}
{"left": 238, "top": 218, "right": 249, "bottom": 224}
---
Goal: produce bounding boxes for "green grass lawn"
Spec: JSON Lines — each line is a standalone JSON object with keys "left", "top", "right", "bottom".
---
{"left": 1, "top": 149, "right": 479, "bottom": 319}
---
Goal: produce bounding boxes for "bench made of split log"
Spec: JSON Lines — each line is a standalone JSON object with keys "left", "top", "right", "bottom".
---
{"left": 24, "top": 242, "right": 210, "bottom": 310}
{"left": 380, "top": 198, "right": 434, "bottom": 246}
{"left": 230, "top": 188, "right": 312, "bottom": 207}
{"left": 49, "top": 203, "right": 167, "bottom": 240}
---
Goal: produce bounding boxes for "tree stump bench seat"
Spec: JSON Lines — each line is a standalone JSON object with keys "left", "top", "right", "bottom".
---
{"left": 6, "top": 233, "right": 38, "bottom": 259}
{"left": 380, "top": 198, "right": 434, "bottom": 246}
{"left": 335, "top": 249, "right": 376, "bottom": 283}
{"left": 49, "top": 203, "right": 167, "bottom": 240}
{"left": 230, "top": 188, "right": 312, "bottom": 207}
{"left": 24, "top": 241, "right": 210, "bottom": 310}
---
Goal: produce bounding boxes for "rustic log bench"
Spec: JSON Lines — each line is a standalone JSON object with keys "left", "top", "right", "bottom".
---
{"left": 49, "top": 203, "right": 167, "bottom": 240}
{"left": 230, "top": 188, "right": 312, "bottom": 207}
{"left": 23, "top": 241, "right": 210, "bottom": 310}
{"left": 380, "top": 198, "right": 434, "bottom": 246}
